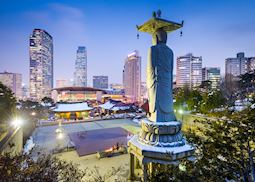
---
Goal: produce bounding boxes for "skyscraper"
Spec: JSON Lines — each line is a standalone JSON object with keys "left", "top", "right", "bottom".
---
{"left": 202, "top": 67, "right": 221, "bottom": 89}
{"left": 0, "top": 71, "right": 22, "bottom": 99}
{"left": 176, "top": 53, "right": 202, "bottom": 88}
{"left": 74, "top": 46, "right": 87, "bottom": 87}
{"left": 123, "top": 50, "right": 141, "bottom": 103}
{"left": 29, "top": 29, "right": 53, "bottom": 100}
{"left": 93, "top": 76, "right": 108, "bottom": 89}
{"left": 225, "top": 53, "right": 249, "bottom": 79}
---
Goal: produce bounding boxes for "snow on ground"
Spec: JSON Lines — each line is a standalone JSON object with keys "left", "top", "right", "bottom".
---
{"left": 23, "top": 137, "right": 35, "bottom": 155}
{"left": 56, "top": 151, "right": 129, "bottom": 179}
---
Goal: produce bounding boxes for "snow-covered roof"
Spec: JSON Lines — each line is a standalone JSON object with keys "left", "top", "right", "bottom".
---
{"left": 111, "top": 103, "right": 133, "bottom": 111}
{"left": 99, "top": 101, "right": 116, "bottom": 110}
{"left": 53, "top": 102, "right": 92, "bottom": 112}
{"left": 111, "top": 106, "right": 130, "bottom": 111}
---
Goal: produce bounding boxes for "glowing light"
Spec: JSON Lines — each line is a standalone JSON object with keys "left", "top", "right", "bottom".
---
{"left": 12, "top": 118, "right": 23, "bottom": 127}
{"left": 178, "top": 109, "right": 184, "bottom": 114}
{"left": 105, "top": 147, "right": 113, "bottom": 152}
{"left": 31, "top": 112, "right": 36, "bottom": 116}
{"left": 55, "top": 128, "right": 63, "bottom": 133}
{"left": 57, "top": 132, "right": 64, "bottom": 139}
{"left": 179, "top": 164, "right": 186, "bottom": 171}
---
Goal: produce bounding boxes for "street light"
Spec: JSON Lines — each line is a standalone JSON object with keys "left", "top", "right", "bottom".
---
{"left": 31, "top": 112, "right": 36, "bottom": 116}
{"left": 178, "top": 109, "right": 184, "bottom": 122}
{"left": 11, "top": 118, "right": 23, "bottom": 127}
{"left": 178, "top": 109, "right": 183, "bottom": 115}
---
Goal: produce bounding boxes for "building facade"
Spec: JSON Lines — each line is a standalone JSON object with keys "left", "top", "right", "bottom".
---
{"left": 56, "top": 79, "right": 73, "bottom": 88}
{"left": 249, "top": 57, "right": 255, "bottom": 71}
{"left": 202, "top": 67, "right": 221, "bottom": 89}
{"left": 225, "top": 53, "right": 249, "bottom": 80}
{"left": 110, "top": 83, "right": 124, "bottom": 90}
{"left": 74, "top": 46, "right": 87, "bottom": 87}
{"left": 51, "top": 87, "right": 106, "bottom": 102}
{"left": 22, "top": 84, "right": 29, "bottom": 100}
{"left": 93, "top": 76, "right": 108, "bottom": 89}
{"left": 176, "top": 53, "right": 202, "bottom": 88}
{"left": 0, "top": 72, "right": 22, "bottom": 99}
{"left": 29, "top": 29, "right": 53, "bottom": 100}
{"left": 123, "top": 50, "right": 141, "bottom": 103}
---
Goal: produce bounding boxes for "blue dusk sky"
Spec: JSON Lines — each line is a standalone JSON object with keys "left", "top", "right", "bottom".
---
{"left": 0, "top": 0, "right": 255, "bottom": 86}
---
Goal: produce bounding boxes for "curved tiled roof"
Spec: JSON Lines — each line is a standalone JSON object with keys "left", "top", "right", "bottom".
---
{"left": 52, "top": 86, "right": 107, "bottom": 93}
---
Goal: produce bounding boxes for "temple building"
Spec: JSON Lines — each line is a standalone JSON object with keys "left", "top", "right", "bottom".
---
{"left": 53, "top": 102, "right": 92, "bottom": 120}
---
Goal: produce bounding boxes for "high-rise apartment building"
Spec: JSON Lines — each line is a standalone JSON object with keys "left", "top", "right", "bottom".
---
{"left": 74, "top": 46, "right": 87, "bottom": 87}
{"left": 176, "top": 53, "right": 202, "bottom": 88}
{"left": 202, "top": 67, "right": 221, "bottom": 89}
{"left": 29, "top": 29, "right": 53, "bottom": 100}
{"left": 123, "top": 50, "right": 141, "bottom": 103}
{"left": 249, "top": 57, "right": 255, "bottom": 71}
{"left": 93, "top": 76, "right": 108, "bottom": 89}
{"left": 22, "top": 84, "right": 29, "bottom": 100}
{"left": 225, "top": 53, "right": 249, "bottom": 79}
{"left": 0, "top": 72, "right": 22, "bottom": 99}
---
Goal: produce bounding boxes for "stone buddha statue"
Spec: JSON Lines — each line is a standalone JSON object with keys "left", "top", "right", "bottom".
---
{"left": 147, "top": 28, "right": 176, "bottom": 122}
{"left": 136, "top": 11, "right": 182, "bottom": 123}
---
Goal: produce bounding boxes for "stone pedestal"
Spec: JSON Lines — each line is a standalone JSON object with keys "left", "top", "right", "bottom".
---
{"left": 128, "top": 118, "right": 194, "bottom": 181}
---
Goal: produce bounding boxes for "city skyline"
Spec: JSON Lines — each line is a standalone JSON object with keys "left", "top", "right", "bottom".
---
{"left": 1, "top": 0, "right": 255, "bottom": 86}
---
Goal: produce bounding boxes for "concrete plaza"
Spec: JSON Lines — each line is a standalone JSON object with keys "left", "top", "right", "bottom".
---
{"left": 32, "top": 118, "right": 140, "bottom": 154}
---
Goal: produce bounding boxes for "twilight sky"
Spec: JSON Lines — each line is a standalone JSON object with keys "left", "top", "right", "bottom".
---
{"left": 0, "top": 0, "right": 255, "bottom": 87}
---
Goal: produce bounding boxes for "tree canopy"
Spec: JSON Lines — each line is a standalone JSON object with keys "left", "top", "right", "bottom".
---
{"left": 0, "top": 82, "right": 16, "bottom": 124}
{"left": 149, "top": 108, "right": 255, "bottom": 181}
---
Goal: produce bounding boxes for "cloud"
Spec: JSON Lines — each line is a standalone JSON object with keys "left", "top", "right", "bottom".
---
{"left": 23, "top": 3, "right": 85, "bottom": 29}
{"left": 49, "top": 3, "right": 84, "bottom": 19}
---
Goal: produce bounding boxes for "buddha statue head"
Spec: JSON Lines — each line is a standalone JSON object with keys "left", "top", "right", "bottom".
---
{"left": 152, "top": 28, "right": 167, "bottom": 45}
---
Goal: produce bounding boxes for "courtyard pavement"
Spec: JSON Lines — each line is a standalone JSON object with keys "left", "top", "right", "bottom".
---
{"left": 31, "top": 118, "right": 140, "bottom": 155}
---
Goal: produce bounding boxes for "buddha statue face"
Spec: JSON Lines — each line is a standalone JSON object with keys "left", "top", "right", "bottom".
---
{"left": 152, "top": 28, "right": 167, "bottom": 45}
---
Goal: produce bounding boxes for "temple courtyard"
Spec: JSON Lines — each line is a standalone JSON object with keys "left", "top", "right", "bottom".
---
{"left": 31, "top": 119, "right": 140, "bottom": 178}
